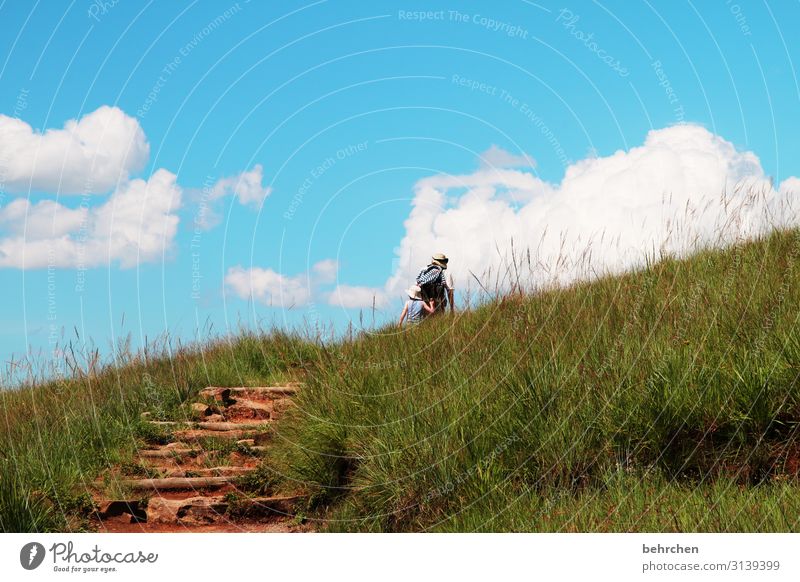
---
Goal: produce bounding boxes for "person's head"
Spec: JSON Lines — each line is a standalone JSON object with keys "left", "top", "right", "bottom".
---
{"left": 407, "top": 285, "right": 423, "bottom": 300}
{"left": 431, "top": 252, "right": 449, "bottom": 269}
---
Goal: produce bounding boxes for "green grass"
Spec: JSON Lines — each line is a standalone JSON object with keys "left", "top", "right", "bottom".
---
{"left": 4, "top": 227, "right": 800, "bottom": 532}
{"left": 0, "top": 331, "right": 318, "bottom": 532}
{"left": 261, "top": 227, "right": 800, "bottom": 532}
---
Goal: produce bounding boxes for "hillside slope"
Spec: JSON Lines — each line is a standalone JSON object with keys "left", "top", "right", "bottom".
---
{"left": 262, "top": 227, "right": 800, "bottom": 532}
{"left": 3, "top": 228, "right": 800, "bottom": 532}
{"left": 0, "top": 333, "right": 315, "bottom": 532}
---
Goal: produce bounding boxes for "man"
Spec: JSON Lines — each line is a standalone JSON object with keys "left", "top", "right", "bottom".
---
{"left": 416, "top": 252, "right": 455, "bottom": 314}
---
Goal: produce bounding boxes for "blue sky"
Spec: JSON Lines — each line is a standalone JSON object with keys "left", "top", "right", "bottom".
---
{"left": 0, "top": 0, "right": 798, "bottom": 374}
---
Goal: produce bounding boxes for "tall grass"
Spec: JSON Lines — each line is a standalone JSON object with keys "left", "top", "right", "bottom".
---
{"left": 0, "top": 330, "right": 317, "bottom": 532}
{"left": 4, "top": 190, "right": 800, "bottom": 532}
{"left": 261, "top": 226, "right": 800, "bottom": 531}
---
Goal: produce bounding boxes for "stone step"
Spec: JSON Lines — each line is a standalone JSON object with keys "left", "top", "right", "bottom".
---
{"left": 172, "top": 428, "right": 264, "bottom": 441}
{"left": 146, "top": 495, "right": 302, "bottom": 525}
{"left": 147, "top": 495, "right": 228, "bottom": 525}
{"left": 197, "top": 420, "right": 272, "bottom": 431}
{"left": 120, "top": 476, "right": 240, "bottom": 491}
{"left": 231, "top": 386, "right": 298, "bottom": 396}
{"left": 97, "top": 500, "right": 147, "bottom": 522}
{"left": 163, "top": 441, "right": 193, "bottom": 449}
{"left": 145, "top": 419, "right": 271, "bottom": 431}
{"left": 230, "top": 398, "right": 272, "bottom": 411}
{"left": 224, "top": 399, "right": 272, "bottom": 421}
{"left": 137, "top": 442, "right": 267, "bottom": 467}
{"left": 183, "top": 401, "right": 271, "bottom": 422}
{"left": 160, "top": 466, "right": 254, "bottom": 478}
{"left": 139, "top": 448, "right": 199, "bottom": 458}
{"left": 199, "top": 386, "right": 298, "bottom": 402}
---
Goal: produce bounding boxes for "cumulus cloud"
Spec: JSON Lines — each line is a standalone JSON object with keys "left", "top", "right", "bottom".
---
{"left": 224, "top": 259, "right": 389, "bottom": 310}
{"left": 478, "top": 144, "right": 536, "bottom": 169}
{"left": 225, "top": 259, "right": 338, "bottom": 308}
{"left": 0, "top": 104, "right": 279, "bottom": 270}
{"left": 0, "top": 105, "right": 149, "bottom": 194}
{"left": 0, "top": 169, "right": 182, "bottom": 269}
{"left": 225, "top": 266, "right": 312, "bottom": 308}
{"left": 386, "top": 124, "right": 799, "bottom": 298}
{"left": 0, "top": 199, "right": 86, "bottom": 239}
{"left": 326, "top": 285, "right": 389, "bottom": 309}
{"left": 311, "top": 258, "right": 338, "bottom": 284}
{"left": 192, "top": 165, "right": 273, "bottom": 230}
{"left": 210, "top": 164, "right": 272, "bottom": 208}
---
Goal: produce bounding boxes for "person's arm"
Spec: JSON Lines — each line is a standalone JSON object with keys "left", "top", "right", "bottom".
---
{"left": 422, "top": 299, "right": 436, "bottom": 314}
{"left": 399, "top": 302, "right": 409, "bottom": 326}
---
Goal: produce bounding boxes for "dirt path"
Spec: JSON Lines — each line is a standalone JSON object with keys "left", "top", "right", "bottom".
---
{"left": 93, "top": 385, "right": 309, "bottom": 533}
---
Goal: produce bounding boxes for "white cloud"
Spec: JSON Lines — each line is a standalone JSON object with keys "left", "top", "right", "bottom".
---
{"left": 311, "top": 258, "right": 338, "bottom": 284}
{"left": 327, "top": 285, "right": 389, "bottom": 309}
{"left": 386, "top": 124, "right": 799, "bottom": 298}
{"left": 224, "top": 259, "right": 392, "bottom": 310}
{"left": 225, "top": 266, "right": 312, "bottom": 308}
{"left": 224, "top": 259, "right": 337, "bottom": 308}
{"left": 0, "top": 198, "right": 86, "bottom": 238}
{"left": 92, "top": 169, "right": 183, "bottom": 268}
{"left": 192, "top": 164, "right": 272, "bottom": 230}
{"left": 0, "top": 105, "right": 276, "bottom": 270}
{"left": 0, "top": 169, "right": 182, "bottom": 269}
{"left": 0, "top": 105, "right": 149, "bottom": 194}
{"left": 210, "top": 164, "right": 272, "bottom": 208}
{"left": 478, "top": 144, "right": 536, "bottom": 169}
{"left": 225, "top": 257, "right": 390, "bottom": 310}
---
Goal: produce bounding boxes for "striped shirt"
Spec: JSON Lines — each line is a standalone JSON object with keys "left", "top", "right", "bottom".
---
{"left": 420, "top": 265, "right": 454, "bottom": 312}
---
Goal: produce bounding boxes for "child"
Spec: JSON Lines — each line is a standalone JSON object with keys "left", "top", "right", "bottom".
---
{"left": 399, "top": 285, "right": 435, "bottom": 326}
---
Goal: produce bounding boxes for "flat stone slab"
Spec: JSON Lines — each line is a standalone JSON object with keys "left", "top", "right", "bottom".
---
{"left": 146, "top": 495, "right": 303, "bottom": 524}
{"left": 200, "top": 386, "right": 298, "bottom": 399}
{"left": 196, "top": 420, "right": 272, "bottom": 431}
{"left": 230, "top": 386, "right": 299, "bottom": 396}
{"left": 161, "top": 466, "right": 254, "bottom": 478}
{"left": 230, "top": 398, "right": 271, "bottom": 411}
{"left": 172, "top": 429, "right": 257, "bottom": 441}
{"left": 121, "top": 476, "right": 238, "bottom": 491}
{"left": 98, "top": 500, "right": 147, "bottom": 522}
{"left": 146, "top": 420, "right": 271, "bottom": 432}
{"left": 164, "top": 441, "right": 192, "bottom": 449}
{"left": 139, "top": 448, "right": 198, "bottom": 458}
{"left": 224, "top": 399, "right": 272, "bottom": 421}
{"left": 147, "top": 496, "right": 229, "bottom": 525}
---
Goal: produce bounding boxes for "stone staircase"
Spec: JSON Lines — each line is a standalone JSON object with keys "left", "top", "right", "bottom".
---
{"left": 94, "top": 384, "right": 306, "bottom": 532}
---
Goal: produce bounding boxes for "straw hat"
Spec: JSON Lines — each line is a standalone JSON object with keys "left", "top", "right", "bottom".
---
{"left": 431, "top": 252, "right": 449, "bottom": 269}
{"left": 406, "top": 285, "right": 422, "bottom": 300}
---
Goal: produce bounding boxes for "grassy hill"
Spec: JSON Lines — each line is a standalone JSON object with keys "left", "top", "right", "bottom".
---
{"left": 3, "top": 227, "right": 800, "bottom": 532}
